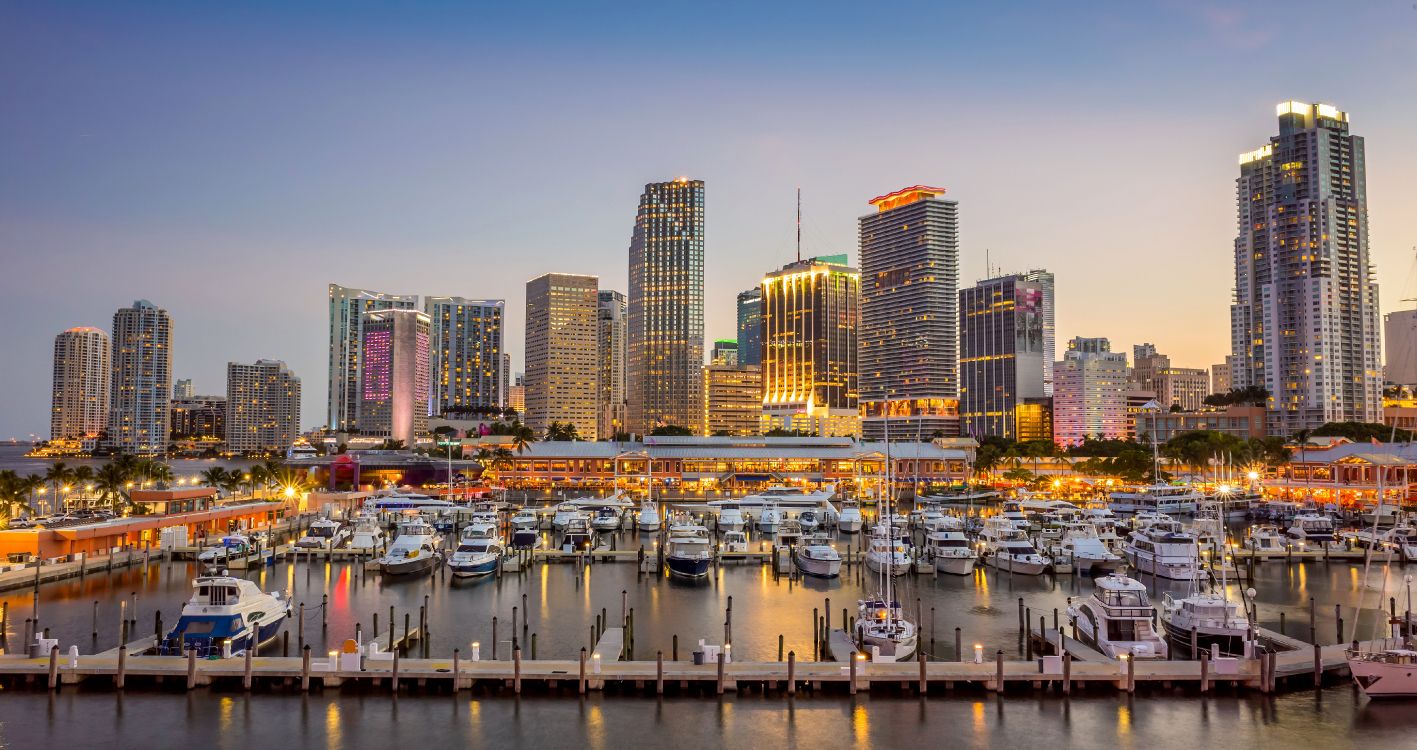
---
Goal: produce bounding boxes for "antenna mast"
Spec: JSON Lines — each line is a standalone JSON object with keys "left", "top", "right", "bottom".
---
{"left": 796, "top": 187, "right": 802, "bottom": 262}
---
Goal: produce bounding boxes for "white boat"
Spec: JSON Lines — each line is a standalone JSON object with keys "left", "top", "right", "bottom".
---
{"left": 757, "top": 505, "right": 784, "bottom": 534}
{"left": 365, "top": 490, "right": 456, "bottom": 515}
{"left": 637, "top": 498, "right": 661, "bottom": 531}
{"left": 1351, "top": 523, "right": 1417, "bottom": 562}
{"left": 1349, "top": 647, "right": 1417, "bottom": 697}
{"left": 1160, "top": 592, "right": 1250, "bottom": 657}
{"left": 348, "top": 514, "right": 384, "bottom": 552}
{"left": 854, "top": 596, "right": 918, "bottom": 662}
{"left": 1286, "top": 513, "right": 1338, "bottom": 545}
{"left": 158, "top": 575, "right": 290, "bottom": 657}
{"left": 377, "top": 520, "right": 441, "bottom": 576}
{"left": 447, "top": 527, "right": 503, "bottom": 578}
{"left": 1245, "top": 524, "right": 1287, "bottom": 553}
{"left": 925, "top": 530, "right": 977, "bottom": 575}
{"left": 721, "top": 529, "right": 749, "bottom": 554}
{"left": 978, "top": 517, "right": 1048, "bottom": 575}
{"left": 198, "top": 535, "right": 254, "bottom": 566}
{"left": 715, "top": 504, "right": 745, "bottom": 532}
{"left": 837, "top": 503, "right": 864, "bottom": 533}
{"left": 510, "top": 508, "right": 538, "bottom": 530}
{"left": 1124, "top": 520, "right": 1199, "bottom": 580}
{"left": 794, "top": 535, "right": 842, "bottom": 578}
{"left": 559, "top": 515, "right": 595, "bottom": 552}
{"left": 708, "top": 485, "right": 840, "bottom": 524}
{"left": 1055, "top": 524, "right": 1124, "bottom": 573}
{"left": 551, "top": 503, "right": 583, "bottom": 530}
{"left": 296, "top": 518, "right": 348, "bottom": 549}
{"left": 664, "top": 525, "right": 712, "bottom": 579}
{"left": 795, "top": 509, "right": 822, "bottom": 532}
{"left": 591, "top": 507, "right": 622, "bottom": 532}
{"left": 1067, "top": 574, "right": 1168, "bottom": 660}
{"left": 1108, "top": 483, "right": 1201, "bottom": 515}
{"left": 864, "top": 526, "right": 911, "bottom": 576}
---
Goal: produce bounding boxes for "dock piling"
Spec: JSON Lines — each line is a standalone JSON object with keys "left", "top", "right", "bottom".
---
{"left": 243, "top": 643, "right": 253, "bottom": 690}
{"left": 47, "top": 645, "right": 58, "bottom": 691}
{"left": 514, "top": 646, "right": 522, "bottom": 694}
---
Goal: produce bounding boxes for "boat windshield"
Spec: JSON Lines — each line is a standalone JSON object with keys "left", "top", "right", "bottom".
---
{"left": 1101, "top": 589, "right": 1149, "bottom": 608}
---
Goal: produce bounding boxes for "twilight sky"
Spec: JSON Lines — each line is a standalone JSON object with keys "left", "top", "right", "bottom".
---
{"left": 2, "top": 1, "right": 1416, "bottom": 437}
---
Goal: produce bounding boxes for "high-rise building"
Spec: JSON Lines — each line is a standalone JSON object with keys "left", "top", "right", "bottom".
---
{"left": 597, "top": 290, "right": 628, "bottom": 440}
{"left": 858, "top": 186, "right": 959, "bottom": 440}
{"left": 1211, "top": 361, "right": 1232, "bottom": 395}
{"left": 1230, "top": 102, "right": 1381, "bottom": 434}
{"left": 327, "top": 284, "right": 417, "bottom": 431}
{"left": 526, "top": 273, "right": 599, "bottom": 440}
{"left": 501, "top": 353, "right": 511, "bottom": 409}
{"left": 507, "top": 372, "right": 525, "bottom": 415}
{"left": 1384, "top": 309, "right": 1417, "bottom": 387}
{"left": 736, "top": 288, "right": 763, "bottom": 366}
{"left": 423, "top": 296, "right": 504, "bottom": 416}
{"left": 627, "top": 178, "right": 705, "bottom": 435}
{"left": 703, "top": 365, "right": 763, "bottom": 436}
{"left": 172, "top": 378, "right": 194, "bottom": 400}
{"left": 1131, "top": 344, "right": 1214, "bottom": 412}
{"left": 959, "top": 274, "right": 1048, "bottom": 439}
{"left": 50, "top": 327, "right": 109, "bottom": 441}
{"left": 107, "top": 300, "right": 172, "bottom": 454}
{"left": 226, "top": 360, "right": 301, "bottom": 454}
{"left": 170, "top": 396, "right": 226, "bottom": 441}
{"left": 357, "top": 309, "right": 431, "bottom": 445}
{"left": 760, "top": 256, "right": 860, "bottom": 437}
{"left": 1053, "top": 337, "right": 1129, "bottom": 447}
{"left": 1021, "top": 270, "right": 1056, "bottom": 395}
{"left": 711, "top": 340, "right": 739, "bottom": 367}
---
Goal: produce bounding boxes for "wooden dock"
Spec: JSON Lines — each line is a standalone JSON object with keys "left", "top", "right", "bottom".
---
{"left": 0, "top": 548, "right": 159, "bottom": 593}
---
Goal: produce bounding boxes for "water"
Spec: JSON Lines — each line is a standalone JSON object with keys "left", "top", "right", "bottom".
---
{"left": 0, "top": 444, "right": 258, "bottom": 479}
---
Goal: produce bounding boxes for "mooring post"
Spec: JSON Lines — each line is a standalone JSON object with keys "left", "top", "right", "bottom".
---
{"left": 391, "top": 647, "right": 400, "bottom": 692}
{"left": 918, "top": 648, "right": 927, "bottom": 695}
{"left": 716, "top": 650, "right": 726, "bottom": 695}
{"left": 116, "top": 644, "right": 127, "bottom": 690}
{"left": 849, "top": 651, "right": 858, "bottom": 695}
{"left": 514, "top": 646, "right": 522, "bottom": 694}
{"left": 492, "top": 616, "right": 498, "bottom": 660}
{"left": 1200, "top": 651, "right": 1210, "bottom": 693}
{"left": 656, "top": 650, "right": 665, "bottom": 695}
{"left": 995, "top": 650, "right": 1005, "bottom": 694}
{"left": 47, "top": 645, "right": 59, "bottom": 691}
{"left": 302, "top": 645, "right": 312, "bottom": 692}
{"left": 298, "top": 603, "right": 305, "bottom": 649}
{"left": 1017, "top": 598, "right": 1024, "bottom": 634}
{"left": 1335, "top": 604, "right": 1343, "bottom": 643}
{"left": 787, "top": 650, "right": 797, "bottom": 696}
{"left": 187, "top": 648, "right": 198, "bottom": 690}
{"left": 1127, "top": 652, "right": 1136, "bottom": 693}
{"left": 452, "top": 648, "right": 461, "bottom": 692}
{"left": 673, "top": 634, "right": 679, "bottom": 662}
{"left": 1062, "top": 652, "right": 1071, "bottom": 694}
{"left": 579, "top": 647, "right": 588, "bottom": 695}
{"left": 243, "top": 643, "right": 253, "bottom": 690}
{"left": 1312, "top": 643, "right": 1322, "bottom": 687}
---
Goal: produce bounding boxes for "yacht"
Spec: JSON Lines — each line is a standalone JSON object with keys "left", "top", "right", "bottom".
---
{"left": 864, "top": 525, "right": 911, "bottom": 576}
{"left": 1108, "top": 483, "right": 1201, "bottom": 515}
{"left": 837, "top": 502, "right": 864, "bottom": 533}
{"left": 591, "top": 507, "right": 623, "bottom": 532}
{"left": 854, "top": 596, "right": 918, "bottom": 662}
{"left": 1245, "top": 524, "right": 1286, "bottom": 553}
{"left": 796, "top": 509, "right": 821, "bottom": 532}
{"left": 978, "top": 517, "right": 1048, "bottom": 575}
{"left": 1054, "top": 524, "right": 1124, "bottom": 573}
{"left": 1351, "top": 523, "right": 1417, "bottom": 562}
{"left": 1123, "top": 520, "right": 1199, "bottom": 580}
{"left": 551, "top": 502, "right": 584, "bottom": 530}
{"left": 757, "top": 505, "right": 784, "bottom": 534}
{"left": 721, "top": 529, "right": 749, "bottom": 554}
{"left": 1259, "top": 500, "right": 1301, "bottom": 523}
{"left": 637, "top": 498, "right": 661, "bottom": 531}
{"left": 448, "top": 530, "right": 503, "bottom": 578}
{"left": 664, "top": 525, "right": 712, "bottom": 579}
{"left": 1348, "top": 648, "right": 1417, "bottom": 697}
{"left": 296, "top": 518, "right": 348, "bottom": 549}
{"left": 559, "top": 515, "right": 596, "bottom": 552}
{"left": 158, "top": 576, "right": 290, "bottom": 657}
{"left": 198, "top": 535, "right": 254, "bottom": 567}
{"left": 510, "top": 508, "right": 538, "bottom": 530}
{"left": 1130, "top": 510, "right": 1173, "bottom": 530}
{"left": 377, "top": 520, "right": 441, "bottom": 576}
{"left": 715, "top": 504, "right": 746, "bottom": 532}
{"left": 365, "top": 491, "right": 456, "bottom": 515}
{"left": 925, "top": 530, "right": 977, "bottom": 575}
{"left": 794, "top": 534, "right": 842, "bottom": 578}
{"left": 1286, "top": 513, "right": 1338, "bottom": 545}
{"left": 1066, "top": 574, "right": 1168, "bottom": 660}
{"left": 708, "top": 485, "right": 840, "bottom": 526}
{"left": 1160, "top": 591, "right": 1250, "bottom": 657}
{"left": 348, "top": 514, "right": 384, "bottom": 552}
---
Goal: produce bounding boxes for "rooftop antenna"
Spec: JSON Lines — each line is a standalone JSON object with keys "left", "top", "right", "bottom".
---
{"left": 796, "top": 187, "right": 802, "bottom": 262}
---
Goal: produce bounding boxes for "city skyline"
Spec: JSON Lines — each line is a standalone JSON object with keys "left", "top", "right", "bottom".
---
{"left": 4, "top": 3, "right": 1417, "bottom": 437}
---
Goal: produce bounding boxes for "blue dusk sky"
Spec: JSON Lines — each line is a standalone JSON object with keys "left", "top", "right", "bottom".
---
{"left": 2, "top": 1, "right": 1416, "bottom": 436}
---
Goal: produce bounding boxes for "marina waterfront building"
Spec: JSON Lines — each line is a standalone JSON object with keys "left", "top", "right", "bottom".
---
{"left": 50, "top": 326, "right": 110, "bottom": 442}
{"left": 703, "top": 364, "right": 763, "bottom": 436}
{"left": 959, "top": 274, "right": 1048, "bottom": 440}
{"left": 226, "top": 360, "right": 301, "bottom": 455}
{"left": 1229, "top": 101, "right": 1382, "bottom": 434}
{"left": 858, "top": 185, "right": 960, "bottom": 440}
{"left": 1053, "top": 337, "right": 1129, "bottom": 447}
{"left": 424, "top": 296, "right": 504, "bottom": 415}
{"left": 760, "top": 255, "right": 860, "bottom": 437}
{"left": 598, "top": 290, "right": 628, "bottom": 440}
{"left": 327, "top": 284, "right": 417, "bottom": 431}
{"left": 107, "top": 300, "right": 172, "bottom": 454}
{"left": 627, "top": 178, "right": 705, "bottom": 435}
{"left": 357, "top": 309, "right": 431, "bottom": 446}
{"left": 736, "top": 288, "right": 763, "bottom": 366}
{"left": 1384, "top": 309, "right": 1417, "bottom": 387}
{"left": 525, "top": 273, "right": 599, "bottom": 440}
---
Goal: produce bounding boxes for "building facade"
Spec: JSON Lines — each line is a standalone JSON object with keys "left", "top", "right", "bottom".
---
{"left": 226, "top": 360, "right": 301, "bottom": 454}
{"left": 107, "top": 300, "right": 172, "bottom": 454}
{"left": 736, "top": 288, "right": 763, "bottom": 366}
{"left": 1229, "top": 102, "right": 1382, "bottom": 434}
{"left": 1131, "top": 344, "right": 1210, "bottom": 411}
{"left": 357, "top": 309, "right": 431, "bottom": 446}
{"left": 172, "top": 378, "right": 194, "bottom": 400}
{"left": 959, "top": 274, "right": 1048, "bottom": 440}
{"left": 858, "top": 186, "right": 959, "bottom": 440}
{"left": 711, "top": 340, "right": 739, "bottom": 367}
{"left": 525, "top": 273, "right": 599, "bottom": 440}
{"left": 597, "top": 290, "right": 628, "bottom": 440}
{"left": 627, "top": 178, "right": 705, "bottom": 435}
{"left": 1021, "top": 269, "right": 1056, "bottom": 395}
{"left": 169, "top": 396, "right": 226, "bottom": 441}
{"left": 424, "top": 296, "right": 504, "bottom": 416}
{"left": 327, "top": 284, "right": 417, "bottom": 431}
{"left": 1384, "top": 309, "right": 1417, "bottom": 386}
{"left": 760, "top": 256, "right": 860, "bottom": 437}
{"left": 1053, "top": 337, "right": 1129, "bottom": 446}
{"left": 703, "top": 365, "right": 763, "bottom": 436}
{"left": 50, "top": 327, "right": 110, "bottom": 442}
{"left": 1211, "top": 361, "right": 1232, "bottom": 395}
{"left": 1130, "top": 405, "right": 1267, "bottom": 443}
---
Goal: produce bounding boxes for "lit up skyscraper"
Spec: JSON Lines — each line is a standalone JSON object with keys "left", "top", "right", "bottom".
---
{"left": 327, "top": 284, "right": 416, "bottom": 431}
{"left": 760, "top": 255, "right": 860, "bottom": 437}
{"left": 627, "top": 178, "right": 705, "bottom": 435}
{"left": 357, "top": 309, "right": 431, "bottom": 446}
{"left": 959, "top": 274, "right": 1048, "bottom": 439}
{"left": 424, "top": 296, "right": 504, "bottom": 415}
{"left": 598, "top": 290, "right": 628, "bottom": 440}
{"left": 107, "top": 300, "right": 172, "bottom": 454}
{"left": 51, "top": 327, "right": 109, "bottom": 441}
{"left": 736, "top": 288, "right": 763, "bottom": 366}
{"left": 1230, "top": 101, "right": 1381, "bottom": 434}
{"left": 226, "top": 359, "right": 301, "bottom": 455}
{"left": 526, "top": 273, "right": 599, "bottom": 440}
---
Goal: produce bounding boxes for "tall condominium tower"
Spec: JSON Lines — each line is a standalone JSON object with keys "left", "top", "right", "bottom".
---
{"left": 1020, "top": 269, "right": 1056, "bottom": 395}
{"left": 501, "top": 353, "right": 511, "bottom": 409}
{"left": 1053, "top": 337, "right": 1129, "bottom": 447}
{"left": 858, "top": 186, "right": 960, "bottom": 440}
{"left": 327, "top": 284, "right": 417, "bottom": 431}
{"left": 357, "top": 309, "right": 431, "bottom": 446}
{"left": 226, "top": 360, "right": 301, "bottom": 455}
{"left": 1230, "top": 101, "right": 1381, "bottom": 434}
{"left": 173, "top": 378, "right": 194, "bottom": 400}
{"left": 703, "top": 364, "right": 763, "bottom": 436}
{"left": 51, "top": 327, "right": 110, "bottom": 441}
{"left": 525, "top": 274, "right": 599, "bottom": 440}
{"left": 170, "top": 396, "right": 226, "bottom": 442}
{"left": 627, "top": 178, "right": 705, "bottom": 435}
{"left": 736, "top": 288, "right": 763, "bottom": 367}
{"left": 423, "top": 296, "right": 504, "bottom": 416}
{"left": 597, "top": 290, "right": 628, "bottom": 440}
{"left": 760, "top": 255, "right": 860, "bottom": 437}
{"left": 107, "top": 300, "right": 172, "bottom": 454}
{"left": 959, "top": 274, "right": 1048, "bottom": 440}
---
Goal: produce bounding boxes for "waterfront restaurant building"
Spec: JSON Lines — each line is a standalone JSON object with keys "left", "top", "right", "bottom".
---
{"left": 1265, "top": 439, "right": 1416, "bottom": 507}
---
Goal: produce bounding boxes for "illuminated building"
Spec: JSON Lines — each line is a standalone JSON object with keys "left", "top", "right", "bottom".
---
{"left": 736, "top": 288, "right": 763, "bottom": 366}
{"left": 226, "top": 360, "right": 300, "bottom": 455}
{"left": 1015, "top": 398, "right": 1053, "bottom": 443}
{"left": 598, "top": 290, "right": 628, "bottom": 439}
{"left": 1021, "top": 270, "right": 1056, "bottom": 395}
{"left": 627, "top": 178, "right": 705, "bottom": 435}
{"left": 1130, "top": 344, "right": 1209, "bottom": 411}
{"left": 711, "top": 339, "right": 739, "bottom": 367}
{"left": 525, "top": 273, "right": 599, "bottom": 440}
{"left": 760, "top": 255, "right": 860, "bottom": 437}
{"left": 1230, "top": 102, "right": 1381, "bottom": 434}
{"left": 170, "top": 396, "right": 226, "bottom": 441}
{"left": 858, "top": 185, "right": 959, "bottom": 440}
{"left": 357, "top": 309, "right": 431, "bottom": 446}
{"left": 172, "top": 378, "right": 194, "bottom": 400}
{"left": 327, "top": 284, "right": 416, "bottom": 430}
{"left": 703, "top": 364, "right": 762, "bottom": 436}
{"left": 424, "top": 296, "right": 504, "bottom": 415}
{"left": 1053, "top": 337, "right": 1128, "bottom": 447}
{"left": 959, "top": 273, "right": 1049, "bottom": 439}
{"left": 1211, "top": 361, "right": 1232, "bottom": 395}
{"left": 507, "top": 373, "right": 525, "bottom": 415}
{"left": 107, "top": 300, "right": 172, "bottom": 455}
{"left": 50, "top": 327, "right": 109, "bottom": 441}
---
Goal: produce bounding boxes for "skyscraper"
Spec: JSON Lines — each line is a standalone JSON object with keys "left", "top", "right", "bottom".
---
{"left": 858, "top": 186, "right": 960, "bottom": 440}
{"left": 736, "top": 288, "right": 763, "bottom": 367}
{"left": 170, "top": 396, "right": 226, "bottom": 442}
{"left": 710, "top": 340, "right": 738, "bottom": 367}
{"left": 627, "top": 178, "right": 705, "bottom": 435}
{"left": 760, "top": 255, "right": 860, "bottom": 437}
{"left": 959, "top": 274, "right": 1047, "bottom": 440}
{"left": 423, "top": 296, "right": 504, "bottom": 416}
{"left": 526, "top": 273, "right": 599, "bottom": 440}
{"left": 501, "top": 353, "right": 511, "bottom": 409}
{"left": 172, "top": 378, "right": 194, "bottom": 400}
{"left": 357, "top": 309, "right": 430, "bottom": 446}
{"left": 327, "top": 284, "right": 417, "bottom": 431}
{"left": 107, "top": 300, "right": 172, "bottom": 454}
{"left": 1230, "top": 102, "right": 1381, "bottom": 434}
{"left": 597, "top": 290, "right": 628, "bottom": 440}
{"left": 1211, "top": 361, "right": 1232, "bottom": 395}
{"left": 1384, "top": 309, "right": 1417, "bottom": 387}
{"left": 1053, "top": 337, "right": 1129, "bottom": 447}
{"left": 1021, "top": 269, "right": 1056, "bottom": 395}
{"left": 226, "top": 360, "right": 301, "bottom": 454}
{"left": 50, "top": 327, "right": 109, "bottom": 442}
{"left": 703, "top": 364, "right": 763, "bottom": 436}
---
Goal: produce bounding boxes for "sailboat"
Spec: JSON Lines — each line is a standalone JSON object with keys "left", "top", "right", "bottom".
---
{"left": 853, "top": 416, "right": 918, "bottom": 661}
{"left": 1346, "top": 463, "right": 1417, "bottom": 696}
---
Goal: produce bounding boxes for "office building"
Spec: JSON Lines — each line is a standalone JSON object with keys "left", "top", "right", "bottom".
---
{"left": 760, "top": 255, "right": 860, "bottom": 437}
{"left": 107, "top": 300, "right": 172, "bottom": 454}
{"left": 357, "top": 309, "right": 431, "bottom": 445}
{"left": 736, "top": 288, "right": 763, "bottom": 366}
{"left": 327, "top": 284, "right": 417, "bottom": 430}
{"left": 525, "top": 273, "right": 599, "bottom": 440}
{"left": 704, "top": 365, "right": 763, "bottom": 436}
{"left": 1053, "top": 337, "right": 1129, "bottom": 446}
{"left": 50, "top": 327, "right": 110, "bottom": 441}
{"left": 424, "top": 296, "right": 504, "bottom": 415}
{"left": 501, "top": 353, "right": 511, "bottom": 409}
{"left": 1130, "top": 344, "right": 1210, "bottom": 412}
{"left": 1211, "top": 361, "right": 1232, "bottom": 395}
{"left": 226, "top": 360, "right": 300, "bottom": 454}
{"left": 858, "top": 186, "right": 959, "bottom": 440}
{"left": 172, "top": 378, "right": 194, "bottom": 401}
{"left": 598, "top": 290, "right": 628, "bottom": 440}
{"left": 627, "top": 178, "right": 705, "bottom": 435}
{"left": 1229, "top": 102, "right": 1382, "bottom": 434}
{"left": 1021, "top": 270, "right": 1056, "bottom": 395}
{"left": 959, "top": 273, "right": 1048, "bottom": 439}
{"left": 507, "top": 375, "right": 525, "bottom": 415}
{"left": 711, "top": 340, "right": 739, "bottom": 367}
{"left": 170, "top": 396, "right": 226, "bottom": 441}
{"left": 1385, "top": 309, "right": 1417, "bottom": 387}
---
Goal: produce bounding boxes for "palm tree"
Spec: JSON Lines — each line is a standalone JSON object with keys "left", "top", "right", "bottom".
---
{"left": 219, "top": 470, "right": 241, "bottom": 500}
{"left": 1288, "top": 429, "right": 1312, "bottom": 499}
{"left": 199, "top": 467, "right": 230, "bottom": 492}
{"left": 94, "top": 463, "right": 132, "bottom": 514}
{"left": 43, "top": 461, "right": 74, "bottom": 507}
{"left": 511, "top": 423, "right": 535, "bottom": 455}
{"left": 261, "top": 459, "right": 283, "bottom": 492}
{"left": 0, "top": 471, "right": 36, "bottom": 527}
{"left": 145, "top": 461, "right": 174, "bottom": 487}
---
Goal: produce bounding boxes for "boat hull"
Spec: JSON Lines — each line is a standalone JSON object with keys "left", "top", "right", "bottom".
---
{"left": 794, "top": 553, "right": 842, "bottom": 578}
{"left": 986, "top": 554, "right": 1047, "bottom": 575}
{"left": 864, "top": 554, "right": 910, "bottom": 576}
{"left": 1161, "top": 620, "right": 1248, "bottom": 658}
{"left": 665, "top": 556, "right": 711, "bottom": 579}
{"left": 380, "top": 554, "right": 437, "bottom": 576}
{"left": 934, "top": 555, "right": 976, "bottom": 576}
{"left": 510, "top": 530, "right": 541, "bottom": 549}
{"left": 448, "top": 556, "right": 499, "bottom": 578}
{"left": 1350, "top": 657, "right": 1417, "bottom": 697}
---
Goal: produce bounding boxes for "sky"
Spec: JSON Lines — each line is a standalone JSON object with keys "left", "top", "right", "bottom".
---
{"left": 2, "top": 1, "right": 1416, "bottom": 438}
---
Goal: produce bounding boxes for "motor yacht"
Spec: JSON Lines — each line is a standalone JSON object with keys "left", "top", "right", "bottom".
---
{"left": 794, "top": 534, "right": 842, "bottom": 578}
{"left": 591, "top": 507, "right": 623, "bottom": 532}
{"left": 296, "top": 518, "right": 348, "bottom": 549}
{"left": 448, "top": 529, "right": 504, "bottom": 578}
{"left": 864, "top": 525, "right": 911, "bottom": 576}
{"left": 348, "top": 514, "right": 384, "bottom": 553}
{"left": 1351, "top": 523, "right": 1417, "bottom": 562}
{"left": 1286, "top": 512, "right": 1337, "bottom": 545}
{"left": 1160, "top": 591, "right": 1250, "bottom": 657}
{"left": 560, "top": 515, "right": 596, "bottom": 552}
{"left": 837, "top": 502, "right": 864, "bottom": 533}
{"left": 551, "top": 502, "right": 584, "bottom": 530}
{"left": 1245, "top": 524, "right": 1287, "bottom": 553}
{"left": 664, "top": 525, "right": 712, "bottom": 579}
{"left": 1108, "top": 483, "right": 1201, "bottom": 515}
{"left": 721, "top": 529, "right": 749, "bottom": 554}
{"left": 978, "top": 517, "right": 1048, "bottom": 575}
{"left": 715, "top": 504, "right": 745, "bottom": 532}
{"left": 757, "top": 505, "right": 784, "bottom": 534}
{"left": 925, "top": 530, "right": 977, "bottom": 575}
{"left": 1349, "top": 647, "right": 1417, "bottom": 697}
{"left": 1123, "top": 520, "right": 1199, "bottom": 580}
{"left": 377, "top": 520, "right": 441, "bottom": 576}
{"left": 158, "top": 575, "right": 290, "bottom": 657}
{"left": 1054, "top": 524, "right": 1124, "bottom": 573}
{"left": 637, "top": 498, "right": 662, "bottom": 531}
{"left": 796, "top": 509, "right": 821, "bottom": 532}
{"left": 854, "top": 596, "right": 918, "bottom": 661}
{"left": 1067, "top": 574, "right": 1168, "bottom": 660}
{"left": 198, "top": 535, "right": 255, "bottom": 567}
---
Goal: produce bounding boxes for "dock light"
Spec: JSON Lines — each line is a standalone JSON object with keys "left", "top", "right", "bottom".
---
{"left": 329, "top": 650, "right": 339, "bottom": 669}
{"left": 593, "top": 652, "right": 602, "bottom": 673}
{"left": 973, "top": 644, "right": 983, "bottom": 664}
{"left": 62, "top": 485, "right": 71, "bottom": 493}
